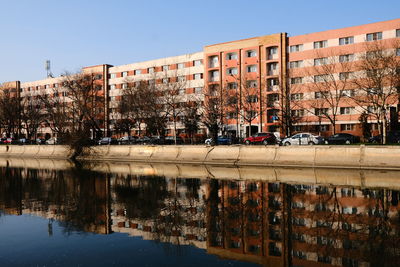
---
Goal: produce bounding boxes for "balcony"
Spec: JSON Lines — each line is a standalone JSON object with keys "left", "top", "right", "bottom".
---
{"left": 267, "top": 85, "right": 279, "bottom": 92}
{"left": 268, "top": 69, "right": 279, "bottom": 76}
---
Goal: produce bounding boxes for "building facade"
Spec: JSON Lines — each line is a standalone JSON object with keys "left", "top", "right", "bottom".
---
{"left": 1, "top": 18, "right": 399, "bottom": 139}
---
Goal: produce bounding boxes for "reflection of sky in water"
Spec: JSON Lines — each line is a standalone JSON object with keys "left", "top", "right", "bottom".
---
{"left": 0, "top": 214, "right": 254, "bottom": 267}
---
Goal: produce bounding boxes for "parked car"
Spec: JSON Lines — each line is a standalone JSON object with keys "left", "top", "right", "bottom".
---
{"left": 368, "top": 131, "right": 400, "bottom": 144}
{"left": 205, "top": 136, "right": 232, "bottom": 145}
{"left": 282, "top": 133, "right": 324, "bottom": 146}
{"left": 18, "top": 138, "right": 33, "bottom": 145}
{"left": 164, "top": 136, "right": 184, "bottom": 145}
{"left": 35, "top": 138, "right": 46, "bottom": 145}
{"left": 98, "top": 137, "right": 118, "bottom": 145}
{"left": 243, "top": 132, "right": 277, "bottom": 145}
{"left": 3, "top": 138, "right": 13, "bottom": 144}
{"left": 45, "top": 137, "right": 58, "bottom": 145}
{"left": 118, "top": 136, "right": 137, "bottom": 145}
{"left": 325, "top": 133, "right": 360, "bottom": 145}
{"left": 136, "top": 136, "right": 152, "bottom": 144}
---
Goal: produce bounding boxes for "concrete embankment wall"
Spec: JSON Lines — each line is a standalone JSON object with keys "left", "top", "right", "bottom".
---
{"left": 0, "top": 145, "right": 400, "bottom": 170}
{"left": 82, "top": 145, "right": 400, "bottom": 170}
{"left": 0, "top": 145, "right": 73, "bottom": 159}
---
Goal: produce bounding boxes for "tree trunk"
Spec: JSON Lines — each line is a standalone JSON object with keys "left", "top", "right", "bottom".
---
{"left": 382, "top": 112, "right": 387, "bottom": 145}
{"left": 173, "top": 118, "right": 177, "bottom": 145}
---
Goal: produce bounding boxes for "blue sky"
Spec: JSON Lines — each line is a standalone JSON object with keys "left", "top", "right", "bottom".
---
{"left": 0, "top": 0, "right": 399, "bottom": 83}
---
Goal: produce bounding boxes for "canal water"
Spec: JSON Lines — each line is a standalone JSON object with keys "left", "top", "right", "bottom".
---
{"left": 0, "top": 162, "right": 399, "bottom": 266}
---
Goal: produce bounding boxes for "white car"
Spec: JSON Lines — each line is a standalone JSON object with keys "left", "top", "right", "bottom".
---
{"left": 45, "top": 137, "right": 57, "bottom": 145}
{"left": 282, "top": 133, "right": 324, "bottom": 146}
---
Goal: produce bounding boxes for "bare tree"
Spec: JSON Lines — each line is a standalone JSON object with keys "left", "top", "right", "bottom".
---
{"left": 161, "top": 71, "right": 188, "bottom": 144}
{"left": 351, "top": 40, "right": 400, "bottom": 144}
{"left": 20, "top": 94, "right": 45, "bottom": 139}
{"left": 118, "top": 81, "right": 148, "bottom": 136}
{"left": 61, "top": 72, "right": 105, "bottom": 139}
{"left": 181, "top": 101, "right": 201, "bottom": 144}
{"left": 295, "top": 50, "right": 355, "bottom": 135}
{"left": 201, "top": 83, "right": 227, "bottom": 144}
{"left": 0, "top": 85, "right": 20, "bottom": 137}
{"left": 225, "top": 75, "right": 265, "bottom": 137}
{"left": 38, "top": 86, "right": 70, "bottom": 139}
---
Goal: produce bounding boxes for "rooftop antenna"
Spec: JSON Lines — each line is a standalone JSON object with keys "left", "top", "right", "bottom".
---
{"left": 45, "top": 60, "right": 54, "bottom": 78}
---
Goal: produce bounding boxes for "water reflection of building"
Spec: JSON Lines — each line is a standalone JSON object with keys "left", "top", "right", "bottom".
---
{"left": 1, "top": 166, "right": 400, "bottom": 266}
{"left": 0, "top": 167, "right": 112, "bottom": 235}
{"left": 110, "top": 175, "right": 208, "bottom": 249}
{"left": 206, "top": 180, "right": 400, "bottom": 266}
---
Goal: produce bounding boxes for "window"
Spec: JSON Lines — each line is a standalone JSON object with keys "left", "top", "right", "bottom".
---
{"left": 162, "top": 65, "right": 169, "bottom": 71}
{"left": 226, "top": 52, "right": 238, "bottom": 60}
{"left": 209, "top": 70, "right": 219, "bottom": 81}
{"left": 290, "top": 77, "right": 303, "bottom": 84}
{"left": 268, "top": 62, "right": 278, "bottom": 70}
{"left": 178, "top": 89, "right": 185, "bottom": 95}
{"left": 162, "top": 78, "right": 169, "bottom": 84}
{"left": 314, "top": 91, "right": 327, "bottom": 99}
{"left": 193, "top": 59, "right": 202, "bottom": 66}
{"left": 194, "top": 87, "right": 202, "bottom": 94}
{"left": 247, "top": 65, "right": 257, "bottom": 73}
{"left": 122, "top": 83, "right": 128, "bottom": 89}
{"left": 268, "top": 47, "right": 278, "bottom": 55}
{"left": 316, "top": 124, "right": 329, "bottom": 132}
{"left": 339, "top": 54, "right": 354, "bottom": 62}
{"left": 367, "top": 88, "right": 381, "bottom": 95}
{"left": 340, "top": 107, "right": 354, "bottom": 114}
{"left": 246, "top": 50, "right": 257, "bottom": 57}
{"left": 54, "top": 83, "right": 59, "bottom": 88}
{"left": 315, "top": 108, "right": 328, "bottom": 116}
{"left": 193, "top": 73, "right": 203, "bottom": 80}
{"left": 289, "top": 60, "right": 303, "bottom": 68}
{"left": 110, "top": 73, "right": 117, "bottom": 79}
{"left": 314, "top": 57, "right": 328, "bottom": 66}
{"left": 227, "top": 82, "right": 238, "bottom": 90}
{"left": 226, "top": 112, "right": 237, "bottom": 119}
{"left": 227, "top": 96, "right": 238, "bottom": 105}
{"left": 314, "top": 40, "right": 328, "bottom": 49}
{"left": 110, "top": 84, "right": 116, "bottom": 90}
{"left": 148, "top": 67, "right": 155, "bottom": 73}
{"left": 227, "top": 67, "right": 238, "bottom": 75}
{"left": 397, "top": 48, "right": 400, "bottom": 56}
{"left": 289, "top": 44, "right": 303, "bottom": 53}
{"left": 247, "top": 80, "right": 258, "bottom": 88}
{"left": 291, "top": 93, "right": 303, "bottom": 100}
{"left": 122, "top": 71, "right": 128, "bottom": 77}
{"left": 341, "top": 124, "right": 354, "bottom": 131}
{"left": 177, "top": 63, "right": 185, "bottom": 69}
{"left": 177, "top": 76, "right": 186, "bottom": 82}
{"left": 247, "top": 95, "right": 258, "bottom": 103}
{"left": 209, "top": 56, "right": 219, "bottom": 67}
{"left": 366, "top": 32, "right": 382, "bottom": 41}
{"left": 314, "top": 74, "right": 329, "bottom": 82}
{"left": 339, "top": 72, "right": 353, "bottom": 80}
{"left": 339, "top": 36, "right": 354, "bottom": 45}
{"left": 341, "top": 89, "right": 354, "bottom": 97}
{"left": 45, "top": 84, "right": 50, "bottom": 89}
{"left": 135, "top": 69, "right": 141, "bottom": 75}
{"left": 291, "top": 109, "right": 304, "bottom": 117}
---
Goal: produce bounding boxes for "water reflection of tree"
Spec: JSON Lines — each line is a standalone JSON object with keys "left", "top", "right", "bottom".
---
{"left": 113, "top": 175, "right": 169, "bottom": 220}
{"left": 113, "top": 175, "right": 205, "bottom": 256}
{"left": 0, "top": 167, "right": 111, "bottom": 235}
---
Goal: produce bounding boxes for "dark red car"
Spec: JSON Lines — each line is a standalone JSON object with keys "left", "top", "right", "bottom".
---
{"left": 244, "top": 132, "right": 277, "bottom": 145}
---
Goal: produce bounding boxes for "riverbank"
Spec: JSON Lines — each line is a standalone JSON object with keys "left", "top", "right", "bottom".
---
{"left": 1, "top": 158, "right": 400, "bottom": 189}
{"left": 0, "top": 144, "right": 399, "bottom": 170}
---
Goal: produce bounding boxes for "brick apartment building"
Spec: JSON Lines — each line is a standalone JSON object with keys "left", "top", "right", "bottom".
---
{"left": 0, "top": 18, "right": 399, "bottom": 139}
